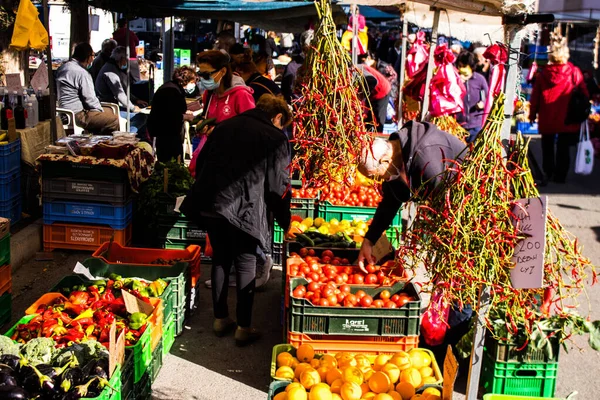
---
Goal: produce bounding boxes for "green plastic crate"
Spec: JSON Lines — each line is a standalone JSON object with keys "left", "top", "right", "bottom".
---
{"left": 86, "top": 365, "right": 122, "bottom": 400}
{"left": 485, "top": 332, "right": 561, "bottom": 364}
{"left": 267, "top": 380, "right": 289, "bottom": 399}
{"left": 121, "top": 351, "right": 135, "bottom": 400}
{"left": 288, "top": 278, "right": 421, "bottom": 337}
{"left": 149, "top": 339, "right": 163, "bottom": 384}
{"left": 317, "top": 201, "right": 402, "bottom": 225}
{"left": 156, "top": 218, "right": 207, "bottom": 242}
{"left": 482, "top": 355, "right": 558, "bottom": 398}
{"left": 4, "top": 314, "right": 35, "bottom": 339}
{"left": 163, "top": 315, "right": 176, "bottom": 356}
{"left": 483, "top": 395, "right": 561, "bottom": 400}
{"left": 386, "top": 224, "right": 403, "bottom": 247}
{"left": 0, "top": 234, "right": 9, "bottom": 266}
{"left": 273, "top": 197, "right": 318, "bottom": 244}
{"left": 127, "top": 321, "right": 154, "bottom": 384}
{"left": 0, "top": 292, "right": 11, "bottom": 328}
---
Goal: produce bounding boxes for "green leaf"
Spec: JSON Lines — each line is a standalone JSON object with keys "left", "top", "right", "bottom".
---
{"left": 586, "top": 320, "right": 600, "bottom": 351}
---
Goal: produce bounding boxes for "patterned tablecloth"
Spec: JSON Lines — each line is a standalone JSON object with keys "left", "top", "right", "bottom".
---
{"left": 36, "top": 147, "right": 155, "bottom": 193}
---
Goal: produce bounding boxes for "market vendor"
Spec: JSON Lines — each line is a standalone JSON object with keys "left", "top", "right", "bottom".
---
{"left": 180, "top": 94, "right": 292, "bottom": 347}
{"left": 357, "top": 120, "right": 466, "bottom": 269}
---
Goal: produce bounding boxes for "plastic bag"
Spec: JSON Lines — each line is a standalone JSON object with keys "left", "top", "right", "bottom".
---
{"left": 10, "top": 0, "right": 49, "bottom": 51}
{"left": 482, "top": 44, "right": 508, "bottom": 123}
{"left": 204, "top": 235, "right": 213, "bottom": 257}
{"left": 406, "top": 31, "right": 429, "bottom": 79}
{"left": 429, "top": 44, "right": 466, "bottom": 117}
{"left": 575, "top": 121, "right": 594, "bottom": 175}
{"left": 421, "top": 289, "right": 450, "bottom": 346}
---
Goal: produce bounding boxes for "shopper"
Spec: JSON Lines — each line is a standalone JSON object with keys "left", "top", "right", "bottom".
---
{"left": 148, "top": 66, "right": 197, "bottom": 162}
{"left": 388, "top": 40, "right": 402, "bottom": 73}
{"left": 181, "top": 95, "right": 292, "bottom": 346}
{"left": 112, "top": 18, "right": 139, "bottom": 59}
{"left": 214, "top": 31, "right": 236, "bottom": 53}
{"left": 250, "top": 34, "right": 276, "bottom": 80}
{"left": 232, "top": 50, "right": 281, "bottom": 102}
{"left": 473, "top": 47, "right": 491, "bottom": 81}
{"left": 357, "top": 53, "right": 392, "bottom": 133}
{"left": 529, "top": 34, "right": 590, "bottom": 184}
{"left": 281, "top": 30, "right": 313, "bottom": 103}
{"left": 455, "top": 51, "right": 489, "bottom": 142}
{"left": 95, "top": 46, "right": 148, "bottom": 133}
{"left": 56, "top": 43, "right": 120, "bottom": 134}
{"left": 90, "top": 39, "right": 117, "bottom": 82}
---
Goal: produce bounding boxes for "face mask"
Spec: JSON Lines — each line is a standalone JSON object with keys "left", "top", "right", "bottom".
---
{"left": 120, "top": 64, "right": 128, "bottom": 71}
{"left": 459, "top": 66, "right": 472, "bottom": 80}
{"left": 184, "top": 83, "right": 196, "bottom": 94}
{"left": 200, "top": 77, "right": 220, "bottom": 91}
{"left": 86, "top": 64, "right": 92, "bottom": 70}
{"left": 251, "top": 44, "right": 260, "bottom": 53}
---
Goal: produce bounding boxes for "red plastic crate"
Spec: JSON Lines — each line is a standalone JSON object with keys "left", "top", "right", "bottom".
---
{"left": 92, "top": 242, "right": 201, "bottom": 269}
{"left": 0, "top": 264, "right": 10, "bottom": 296}
{"left": 287, "top": 332, "right": 420, "bottom": 355}
{"left": 43, "top": 223, "right": 132, "bottom": 251}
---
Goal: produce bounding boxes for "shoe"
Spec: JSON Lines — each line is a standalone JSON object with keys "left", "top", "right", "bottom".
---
{"left": 213, "top": 318, "right": 236, "bottom": 337}
{"left": 204, "top": 277, "right": 237, "bottom": 289}
{"left": 255, "top": 255, "right": 273, "bottom": 288}
{"left": 235, "top": 327, "right": 262, "bottom": 346}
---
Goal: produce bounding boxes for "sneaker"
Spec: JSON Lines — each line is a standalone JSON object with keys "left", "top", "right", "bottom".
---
{"left": 204, "top": 276, "right": 237, "bottom": 289}
{"left": 255, "top": 255, "right": 273, "bottom": 288}
{"left": 235, "top": 327, "right": 261, "bottom": 346}
{"left": 213, "top": 318, "right": 236, "bottom": 337}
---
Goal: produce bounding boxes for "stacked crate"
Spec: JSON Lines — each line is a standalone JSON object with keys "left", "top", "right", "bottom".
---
{"left": 0, "top": 139, "right": 22, "bottom": 224}
{"left": 41, "top": 161, "right": 133, "bottom": 251}
{"left": 0, "top": 218, "right": 10, "bottom": 328}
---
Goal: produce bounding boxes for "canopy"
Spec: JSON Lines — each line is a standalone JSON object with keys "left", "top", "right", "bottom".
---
{"left": 537, "top": 0, "right": 600, "bottom": 22}
{"left": 89, "top": 0, "right": 346, "bottom": 31}
{"left": 339, "top": 0, "right": 504, "bottom": 16}
{"left": 341, "top": 5, "right": 399, "bottom": 20}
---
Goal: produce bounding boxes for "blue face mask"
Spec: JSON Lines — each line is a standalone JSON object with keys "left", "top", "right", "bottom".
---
{"left": 120, "top": 64, "right": 128, "bottom": 71}
{"left": 251, "top": 44, "right": 260, "bottom": 53}
{"left": 200, "top": 77, "right": 220, "bottom": 91}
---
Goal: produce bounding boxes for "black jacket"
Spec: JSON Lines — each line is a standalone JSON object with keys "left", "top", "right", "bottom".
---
{"left": 246, "top": 73, "right": 281, "bottom": 103}
{"left": 147, "top": 81, "right": 187, "bottom": 161}
{"left": 365, "top": 121, "right": 466, "bottom": 243}
{"left": 181, "top": 108, "right": 291, "bottom": 250}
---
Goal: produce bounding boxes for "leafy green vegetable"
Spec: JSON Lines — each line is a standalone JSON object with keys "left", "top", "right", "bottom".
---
{"left": 53, "top": 340, "right": 109, "bottom": 367}
{"left": 0, "top": 335, "right": 20, "bottom": 356}
{"left": 21, "top": 337, "right": 56, "bottom": 366}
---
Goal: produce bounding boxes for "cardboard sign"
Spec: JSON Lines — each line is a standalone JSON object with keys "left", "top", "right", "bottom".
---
{"left": 108, "top": 320, "right": 125, "bottom": 378}
{"left": 442, "top": 345, "right": 458, "bottom": 400}
{"left": 121, "top": 288, "right": 155, "bottom": 316}
{"left": 510, "top": 197, "right": 547, "bottom": 289}
{"left": 5, "top": 73, "right": 22, "bottom": 92}
{"left": 7, "top": 118, "right": 17, "bottom": 142}
{"left": 372, "top": 234, "right": 393, "bottom": 263}
{"left": 30, "top": 61, "right": 49, "bottom": 90}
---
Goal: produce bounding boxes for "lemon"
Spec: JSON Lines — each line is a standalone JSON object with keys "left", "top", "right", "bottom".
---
{"left": 329, "top": 218, "right": 340, "bottom": 226}
{"left": 314, "top": 217, "right": 325, "bottom": 228}
{"left": 303, "top": 218, "right": 314, "bottom": 227}
{"left": 291, "top": 221, "right": 301, "bottom": 228}
{"left": 318, "top": 226, "right": 330, "bottom": 235}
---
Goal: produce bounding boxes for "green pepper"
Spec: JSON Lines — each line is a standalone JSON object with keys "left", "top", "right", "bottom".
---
{"left": 131, "top": 280, "right": 145, "bottom": 292}
{"left": 156, "top": 279, "right": 168, "bottom": 292}
{"left": 129, "top": 312, "right": 148, "bottom": 330}
{"left": 108, "top": 273, "right": 122, "bottom": 281}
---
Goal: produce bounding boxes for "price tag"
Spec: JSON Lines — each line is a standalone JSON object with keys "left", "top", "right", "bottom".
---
{"left": 5, "top": 73, "right": 22, "bottom": 92}
{"left": 121, "top": 289, "right": 155, "bottom": 316}
{"left": 510, "top": 197, "right": 547, "bottom": 289}
{"left": 442, "top": 345, "right": 458, "bottom": 400}
{"left": 372, "top": 234, "right": 393, "bottom": 263}
{"left": 30, "top": 61, "right": 49, "bottom": 90}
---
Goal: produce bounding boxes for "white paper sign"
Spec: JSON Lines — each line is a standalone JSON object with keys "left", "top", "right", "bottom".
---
{"left": 30, "top": 61, "right": 49, "bottom": 90}
{"left": 510, "top": 197, "right": 547, "bottom": 289}
{"left": 73, "top": 261, "right": 103, "bottom": 281}
{"left": 5, "top": 73, "right": 22, "bottom": 92}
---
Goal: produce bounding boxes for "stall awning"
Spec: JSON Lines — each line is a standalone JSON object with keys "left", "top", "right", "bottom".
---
{"left": 341, "top": 5, "right": 399, "bottom": 20}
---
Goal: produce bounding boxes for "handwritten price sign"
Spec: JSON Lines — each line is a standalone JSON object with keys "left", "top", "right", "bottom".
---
{"left": 510, "top": 197, "right": 547, "bottom": 289}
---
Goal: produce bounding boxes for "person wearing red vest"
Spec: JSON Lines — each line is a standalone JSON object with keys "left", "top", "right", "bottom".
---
{"left": 358, "top": 53, "right": 392, "bottom": 132}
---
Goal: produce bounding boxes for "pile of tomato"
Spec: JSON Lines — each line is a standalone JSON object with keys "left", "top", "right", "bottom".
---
{"left": 292, "top": 183, "right": 382, "bottom": 207}
{"left": 292, "top": 282, "right": 415, "bottom": 308}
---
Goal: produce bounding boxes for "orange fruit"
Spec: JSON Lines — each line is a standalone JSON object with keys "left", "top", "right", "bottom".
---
{"left": 311, "top": 359, "right": 322, "bottom": 368}
{"left": 296, "top": 363, "right": 312, "bottom": 380}
{"left": 408, "top": 352, "right": 426, "bottom": 370}
{"left": 418, "top": 367, "right": 433, "bottom": 378}
{"left": 318, "top": 367, "right": 331, "bottom": 381}
{"left": 292, "top": 358, "right": 300, "bottom": 369}
{"left": 355, "top": 354, "right": 371, "bottom": 370}
{"left": 389, "top": 353, "right": 411, "bottom": 371}
{"left": 278, "top": 352, "right": 295, "bottom": 368}
{"left": 381, "top": 363, "right": 401, "bottom": 384}
{"left": 298, "top": 344, "right": 316, "bottom": 363}
{"left": 301, "top": 368, "right": 322, "bottom": 389}
{"left": 342, "top": 366, "right": 364, "bottom": 385}
{"left": 368, "top": 371, "right": 391, "bottom": 394}
{"left": 340, "top": 382, "right": 362, "bottom": 400}
{"left": 387, "top": 391, "right": 402, "bottom": 400}
{"left": 373, "top": 355, "right": 392, "bottom": 371}
{"left": 276, "top": 366, "right": 295, "bottom": 380}
{"left": 332, "top": 394, "right": 343, "bottom": 400}
{"left": 326, "top": 368, "right": 343, "bottom": 385}
{"left": 360, "top": 382, "right": 370, "bottom": 395}
{"left": 399, "top": 368, "right": 422, "bottom": 389}
{"left": 288, "top": 386, "right": 308, "bottom": 400}
{"left": 330, "top": 378, "right": 344, "bottom": 394}
{"left": 422, "top": 377, "right": 437, "bottom": 385}
{"left": 395, "top": 382, "right": 415, "bottom": 400}
{"left": 373, "top": 394, "right": 394, "bottom": 400}
{"left": 362, "top": 393, "right": 377, "bottom": 399}
{"left": 274, "top": 392, "right": 288, "bottom": 400}
{"left": 363, "top": 369, "right": 375, "bottom": 382}
{"left": 287, "top": 383, "right": 304, "bottom": 392}
{"left": 309, "top": 383, "right": 333, "bottom": 400}
{"left": 408, "top": 396, "right": 422, "bottom": 400}
{"left": 421, "top": 388, "right": 441, "bottom": 400}
{"left": 338, "top": 353, "right": 358, "bottom": 369}
{"left": 321, "top": 355, "right": 338, "bottom": 368}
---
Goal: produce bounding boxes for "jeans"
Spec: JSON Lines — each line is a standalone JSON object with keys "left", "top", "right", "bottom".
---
{"left": 541, "top": 133, "right": 579, "bottom": 182}
{"left": 466, "top": 127, "right": 481, "bottom": 143}
{"left": 119, "top": 111, "right": 147, "bottom": 133}
{"left": 207, "top": 222, "right": 259, "bottom": 328}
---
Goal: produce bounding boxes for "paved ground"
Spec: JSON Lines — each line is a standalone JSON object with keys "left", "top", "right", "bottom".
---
{"left": 3, "top": 137, "right": 599, "bottom": 399}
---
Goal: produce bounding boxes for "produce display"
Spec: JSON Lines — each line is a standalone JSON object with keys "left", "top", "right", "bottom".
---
{"left": 273, "top": 344, "right": 441, "bottom": 400}
{"left": 11, "top": 277, "right": 166, "bottom": 348}
{"left": 289, "top": 217, "right": 371, "bottom": 247}
{"left": 0, "top": 336, "right": 113, "bottom": 399}
{"left": 292, "top": 183, "right": 383, "bottom": 208}
{"left": 429, "top": 115, "right": 469, "bottom": 142}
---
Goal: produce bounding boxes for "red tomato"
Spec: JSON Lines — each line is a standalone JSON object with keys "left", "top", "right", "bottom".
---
{"left": 377, "top": 271, "right": 386, "bottom": 281}
{"left": 308, "top": 282, "right": 321, "bottom": 292}
{"left": 322, "top": 250, "right": 334, "bottom": 258}
{"left": 319, "top": 275, "right": 329, "bottom": 283}
{"left": 332, "top": 259, "right": 340, "bottom": 266}
{"left": 308, "top": 249, "right": 316, "bottom": 256}
{"left": 319, "top": 298, "right": 330, "bottom": 307}
{"left": 336, "top": 292, "right": 346, "bottom": 303}
{"left": 334, "top": 275, "right": 344, "bottom": 285}
{"left": 343, "top": 267, "right": 353, "bottom": 275}
{"left": 310, "top": 272, "right": 320, "bottom": 282}
{"left": 341, "top": 273, "right": 349, "bottom": 283}
{"left": 355, "top": 290, "right": 367, "bottom": 299}
{"left": 391, "top": 294, "right": 400, "bottom": 303}
{"left": 346, "top": 294, "right": 358, "bottom": 306}
{"left": 290, "top": 266, "right": 299, "bottom": 276}
{"left": 321, "top": 287, "right": 335, "bottom": 298}
{"left": 379, "top": 290, "right": 391, "bottom": 301}
{"left": 366, "top": 264, "right": 377, "bottom": 274}
{"left": 327, "top": 295, "right": 338, "bottom": 306}
{"left": 321, "top": 256, "right": 331, "bottom": 264}
{"left": 310, "top": 263, "right": 320, "bottom": 272}
{"left": 396, "top": 294, "right": 413, "bottom": 307}
{"left": 360, "top": 295, "right": 373, "bottom": 307}
{"left": 364, "top": 274, "right": 378, "bottom": 284}
{"left": 341, "top": 258, "right": 350, "bottom": 265}
{"left": 352, "top": 274, "right": 365, "bottom": 284}
{"left": 340, "top": 284, "right": 351, "bottom": 294}
{"left": 384, "top": 301, "right": 397, "bottom": 308}
{"left": 301, "top": 265, "right": 311, "bottom": 275}
{"left": 292, "top": 287, "right": 306, "bottom": 298}
{"left": 373, "top": 300, "right": 385, "bottom": 308}
{"left": 299, "top": 248, "right": 308, "bottom": 257}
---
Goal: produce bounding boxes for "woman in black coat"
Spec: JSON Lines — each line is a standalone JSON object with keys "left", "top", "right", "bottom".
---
{"left": 148, "top": 66, "right": 197, "bottom": 162}
{"left": 181, "top": 94, "right": 291, "bottom": 346}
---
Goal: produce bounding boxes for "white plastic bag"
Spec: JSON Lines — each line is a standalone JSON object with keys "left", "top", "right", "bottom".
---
{"left": 575, "top": 121, "right": 594, "bottom": 176}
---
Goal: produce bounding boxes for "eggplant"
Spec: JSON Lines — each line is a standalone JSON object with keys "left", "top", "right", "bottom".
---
{"left": 82, "top": 359, "right": 108, "bottom": 381}
{"left": 0, "top": 386, "right": 28, "bottom": 400}
{"left": 0, "top": 373, "right": 16, "bottom": 388}
{"left": 0, "top": 357, "right": 19, "bottom": 371}
{"left": 60, "top": 368, "right": 84, "bottom": 393}
{"left": 0, "top": 368, "right": 12, "bottom": 377}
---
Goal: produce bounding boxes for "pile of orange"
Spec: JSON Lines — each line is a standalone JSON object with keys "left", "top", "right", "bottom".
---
{"left": 273, "top": 345, "right": 442, "bottom": 400}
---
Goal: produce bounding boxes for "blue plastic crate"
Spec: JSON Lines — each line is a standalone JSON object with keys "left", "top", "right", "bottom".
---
{"left": 0, "top": 171, "right": 20, "bottom": 202}
{"left": 517, "top": 122, "right": 538, "bottom": 135}
{"left": 0, "top": 195, "right": 21, "bottom": 225}
{"left": 43, "top": 200, "right": 133, "bottom": 229}
{"left": 0, "top": 139, "right": 21, "bottom": 175}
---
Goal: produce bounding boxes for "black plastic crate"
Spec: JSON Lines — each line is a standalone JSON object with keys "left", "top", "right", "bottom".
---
{"left": 41, "top": 159, "right": 129, "bottom": 182}
{"left": 42, "top": 177, "right": 131, "bottom": 205}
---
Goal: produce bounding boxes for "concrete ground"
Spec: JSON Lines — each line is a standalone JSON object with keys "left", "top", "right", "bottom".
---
{"left": 2, "top": 136, "right": 599, "bottom": 399}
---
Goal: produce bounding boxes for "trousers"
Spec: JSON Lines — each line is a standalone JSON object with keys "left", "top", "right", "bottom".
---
{"left": 541, "top": 133, "right": 579, "bottom": 182}
{"left": 75, "top": 109, "right": 120, "bottom": 134}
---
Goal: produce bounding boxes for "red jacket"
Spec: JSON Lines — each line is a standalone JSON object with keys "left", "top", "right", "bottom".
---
{"left": 529, "top": 62, "right": 589, "bottom": 134}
